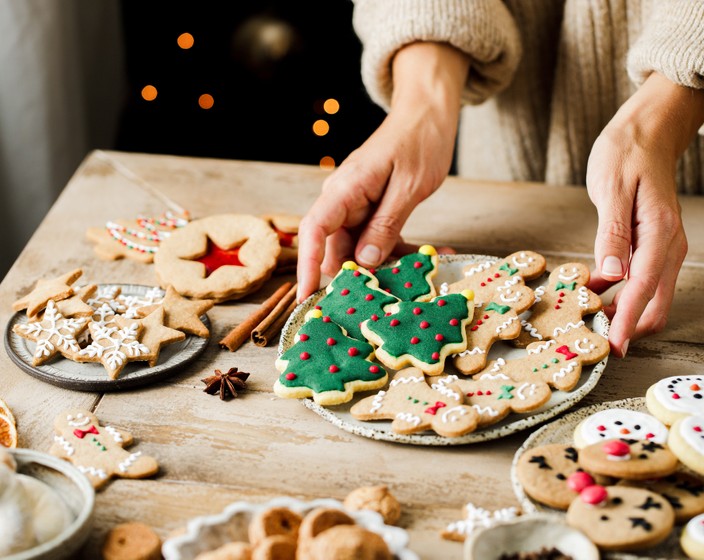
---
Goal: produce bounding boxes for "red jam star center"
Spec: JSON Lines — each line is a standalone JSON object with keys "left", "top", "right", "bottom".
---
{"left": 195, "top": 238, "right": 245, "bottom": 277}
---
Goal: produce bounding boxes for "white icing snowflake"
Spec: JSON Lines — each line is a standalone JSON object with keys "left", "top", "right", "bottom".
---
{"left": 444, "top": 503, "right": 519, "bottom": 539}
{"left": 86, "top": 285, "right": 125, "bottom": 314}
{"left": 78, "top": 322, "right": 149, "bottom": 372}
{"left": 18, "top": 300, "right": 87, "bottom": 361}
{"left": 116, "top": 287, "right": 164, "bottom": 318}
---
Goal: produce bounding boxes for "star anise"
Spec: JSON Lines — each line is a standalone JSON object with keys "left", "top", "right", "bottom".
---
{"left": 201, "top": 367, "right": 250, "bottom": 400}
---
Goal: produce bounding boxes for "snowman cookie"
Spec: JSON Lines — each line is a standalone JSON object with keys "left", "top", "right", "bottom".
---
{"left": 619, "top": 471, "right": 704, "bottom": 524}
{"left": 668, "top": 414, "right": 704, "bottom": 476}
{"left": 578, "top": 438, "right": 678, "bottom": 480}
{"left": 573, "top": 408, "right": 669, "bottom": 449}
{"left": 682, "top": 513, "right": 704, "bottom": 560}
{"left": 646, "top": 375, "right": 704, "bottom": 426}
{"left": 50, "top": 409, "right": 159, "bottom": 489}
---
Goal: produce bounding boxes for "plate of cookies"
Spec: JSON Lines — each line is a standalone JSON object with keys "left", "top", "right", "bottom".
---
{"left": 275, "top": 249, "right": 611, "bottom": 445}
{"left": 511, "top": 392, "right": 704, "bottom": 559}
{"left": 6, "top": 276, "right": 211, "bottom": 391}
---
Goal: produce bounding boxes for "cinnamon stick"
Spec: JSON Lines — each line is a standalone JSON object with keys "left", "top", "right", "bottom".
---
{"left": 251, "top": 283, "right": 298, "bottom": 346}
{"left": 219, "top": 281, "right": 293, "bottom": 351}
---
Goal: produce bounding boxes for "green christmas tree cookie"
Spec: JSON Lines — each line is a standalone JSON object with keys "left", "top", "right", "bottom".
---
{"left": 274, "top": 309, "right": 388, "bottom": 405}
{"left": 316, "top": 261, "right": 399, "bottom": 341}
{"left": 374, "top": 245, "right": 439, "bottom": 301}
{"left": 360, "top": 290, "right": 475, "bottom": 376}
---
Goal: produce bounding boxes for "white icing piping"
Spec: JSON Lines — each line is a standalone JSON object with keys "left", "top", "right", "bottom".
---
{"left": 574, "top": 338, "right": 595, "bottom": 354}
{"left": 464, "top": 262, "right": 492, "bottom": 277}
{"left": 441, "top": 406, "right": 468, "bottom": 423}
{"left": 453, "top": 347, "right": 485, "bottom": 357}
{"left": 439, "top": 282, "right": 449, "bottom": 296}
{"left": 552, "top": 321, "right": 585, "bottom": 337}
{"left": 533, "top": 286, "right": 545, "bottom": 303}
{"left": 516, "top": 382, "right": 536, "bottom": 400}
{"left": 53, "top": 435, "right": 75, "bottom": 456}
{"left": 521, "top": 320, "right": 542, "bottom": 340}
{"left": 369, "top": 391, "right": 386, "bottom": 414}
{"left": 104, "top": 425, "right": 123, "bottom": 443}
{"left": 577, "top": 286, "right": 589, "bottom": 309}
{"left": 118, "top": 451, "right": 142, "bottom": 473}
{"left": 395, "top": 412, "right": 421, "bottom": 427}
{"left": 78, "top": 465, "right": 108, "bottom": 479}
{"left": 472, "top": 404, "right": 500, "bottom": 417}
{"left": 496, "top": 317, "right": 517, "bottom": 334}
{"left": 527, "top": 339, "right": 556, "bottom": 354}
{"left": 512, "top": 253, "right": 534, "bottom": 268}
{"left": 552, "top": 362, "right": 578, "bottom": 382}
{"left": 390, "top": 376, "right": 424, "bottom": 387}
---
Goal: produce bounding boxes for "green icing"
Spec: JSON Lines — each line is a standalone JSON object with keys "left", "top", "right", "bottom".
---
{"left": 497, "top": 385, "right": 515, "bottom": 400}
{"left": 278, "top": 316, "right": 385, "bottom": 393}
{"left": 365, "top": 294, "right": 471, "bottom": 364}
{"left": 485, "top": 302, "right": 511, "bottom": 314}
{"left": 317, "top": 267, "right": 399, "bottom": 340}
{"left": 374, "top": 252, "right": 435, "bottom": 301}
{"left": 498, "top": 262, "right": 519, "bottom": 276}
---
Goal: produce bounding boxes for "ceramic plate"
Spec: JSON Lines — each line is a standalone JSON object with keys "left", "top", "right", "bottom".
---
{"left": 4, "top": 284, "right": 209, "bottom": 391}
{"left": 510, "top": 397, "right": 685, "bottom": 560}
{"left": 278, "top": 254, "right": 610, "bottom": 446}
{"left": 161, "top": 496, "right": 418, "bottom": 560}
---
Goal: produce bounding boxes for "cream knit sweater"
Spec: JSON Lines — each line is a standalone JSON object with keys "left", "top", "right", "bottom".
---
{"left": 353, "top": 0, "right": 704, "bottom": 194}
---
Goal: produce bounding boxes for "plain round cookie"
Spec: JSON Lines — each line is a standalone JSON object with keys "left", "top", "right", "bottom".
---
{"left": 344, "top": 485, "right": 401, "bottom": 525}
{"left": 307, "top": 524, "right": 392, "bottom": 560}
{"left": 101, "top": 522, "right": 161, "bottom": 560}
{"left": 668, "top": 414, "right": 704, "bottom": 476}
{"left": 646, "top": 375, "right": 704, "bottom": 426}
{"left": 573, "top": 408, "right": 669, "bottom": 449}
{"left": 681, "top": 513, "right": 704, "bottom": 560}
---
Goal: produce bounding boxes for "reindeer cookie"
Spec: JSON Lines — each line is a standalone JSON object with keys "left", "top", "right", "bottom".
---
{"left": 50, "top": 409, "right": 158, "bottom": 489}
{"left": 516, "top": 263, "right": 602, "bottom": 347}
{"left": 474, "top": 329, "right": 609, "bottom": 392}
{"left": 350, "top": 368, "right": 479, "bottom": 437}
{"left": 578, "top": 438, "right": 679, "bottom": 480}
{"left": 442, "top": 250, "right": 545, "bottom": 305}
{"left": 452, "top": 283, "right": 534, "bottom": 374}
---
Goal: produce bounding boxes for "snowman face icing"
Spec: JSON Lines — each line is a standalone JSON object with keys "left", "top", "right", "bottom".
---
{"left": 687, "top": 513, "right": 704, "bottom": 544}
{"left": 653, "top": 376, "right": 704, "bottom": 415}
{"left": 579, "top": 409, "right": 669, "bottom": 446}
{"left": 680, "top": 415, "right": 704, "bottom": 455}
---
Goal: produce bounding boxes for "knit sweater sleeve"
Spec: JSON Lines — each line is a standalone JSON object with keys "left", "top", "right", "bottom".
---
{"left": 352, "top": 0, "right": 522, "bottom": 110}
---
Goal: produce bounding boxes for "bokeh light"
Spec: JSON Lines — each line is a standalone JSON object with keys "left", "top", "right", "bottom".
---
{"left": 323, "top": 99, "right": 339, "bottom": 114}
{"left": 199, "top": 94, "right": 215, "bottom": 110}
{"left": 312, "top": 119, "right": 329, "bottom": 136}
{"left": 320, "top": 156, "right": 335, "bottom": 170}
{"left": 141, "top": 85, "right": 158, "bottom": 101}
{"left": 177, "top": 33, "right": 195, "bottom": 49}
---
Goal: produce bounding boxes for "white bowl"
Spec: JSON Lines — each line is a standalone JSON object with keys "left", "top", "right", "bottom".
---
{"left": 162, "top": 496, "right": 418, "bottom": 560}
{"left": 464, "top": 514, "right": 599, "bottom": 560}
{"left": 4, "top": 448, "right": 95, "bottom": 560}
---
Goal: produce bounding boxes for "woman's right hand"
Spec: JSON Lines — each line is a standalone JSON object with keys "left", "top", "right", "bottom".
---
{"left": 297, "top": 42, "right": 470, "bottom": 302}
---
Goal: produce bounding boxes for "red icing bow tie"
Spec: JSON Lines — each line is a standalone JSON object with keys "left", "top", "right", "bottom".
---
{"left": 424, "top": 401, "right": 447, "bottom": 415}
{"left": 73, "top": 425, "right": 99, "bottom": 439}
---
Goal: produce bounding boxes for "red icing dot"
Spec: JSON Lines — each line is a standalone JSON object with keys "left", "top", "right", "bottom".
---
{"left": 466, "top": 392, "right": 474, "bottom": 397}
{"left": 346, "top": 307, "right": 356, "bottom": 315}
{"left": 420, "top": 321, "right": 430, "bottom": 329}
{"left": 410, "top": 337, "right": 420, "bottom": 344}
{"left": 413, "top": 307, "right": 422, "bottom": 315}
{"left": 603, "top": 440, "right": 630, "bottom": 457}
{"left": 341, "top": 288, "right": 350, "bottom": 296}
{"left": 390, "top": 319, "right": 400, "bottom": 327}
{"left": 384, "top": 288, "right": 392, "bottom": 293}
{"left": 322, "top": 316, "right": 331, "bottom": 323}
{"left": 369, "top": 365, "right": 380, "bottom": 374}
{"left": 557, "top": 298, "right": 563, "bottom": 303}
{"left": 695, "top": 426, "right": 703, "bottom": 433}
{"left": 348, "top": 347, "right": 359, "bottom": 356}
{"left": 435, "top": 334, "right": 444, "bottom": 341}
{"left": 673, "top": 394, "right": 681, "bottom": 400}
{"left": 597, "top": 425, "right": 606, "bottom": 431}
{"left": 326, "top": 338, "right": 336, "bottom": 346}
{"left": 369, "top": 268, "right": 376, "bottom": 274}
{"left": 437, "top": 299, "right": 447, "bottom": 307}
{"left": 486, "top": 390, "right": 492, "bottom": 395}
{"left": 483, "top": 315, "right": 489, "bottom": 320}
{"left": 449, "top": 318, "right": 459, "bottom": 326}
{"left": 414, "top": 261, "right": 422, "bottom": 268}
{"left": 371, "top": 314, "right": 379, "bottom": 321}
{"left": 555, "top": 305, "right": 561, "bottom": 310}
{"left": 487, "top": 277, "right": 493, "bottom": 283}
{"left": 567, "top": 472, "right": 595, "bottom": 493}
{"left": 300, "top": 352, "right": 310, "bottom": 360}
{"left": 404, "top": 282, "right": 413, "bottom": 288}
{"left": 494, "top": 273, "right": 500, "bottom": 278}
{"left": 353, "top": 270, "right": 361, "bottom": 277}
{"left": 645, "top": 432, "right": 655, "bottom": 439}
{"left": 470, "top": 326, "right": 479, "bottom": 331}
{"left": 314, "top": 305, "right": 322, "bottom": 310}
{"left": 580, "top": 485, "right": 607, "bottom": 506}
{"left": 392, "top": 267, "right": 400, "bottom": 274}
{"left": 480, "top": 282, "right": 486, "bottom": 287}
{"left": 431, "top": 352, "right": 440, "bottom": 360}
{"left": 299, "top": 334, "right": 309, "bottom": 341}
{"left": 559, "top": 292, "right": 565, "bottom": 297}
{"left": 385, "top": 312, "right": 392, "bottom": 316}
{"left": 365, "top": 293, "right": 374, "bottom": 301}
{"left": 329, "top": 365, "right": 339, "bottom": 373}
{"left": 477, "top": 391, "right": 483, "bottom": 396}
{"left": 477, "top": 320, "right": 483, "bottom": 326}
{"left": 285, "top": 373, "right": 297, "bottom": 381}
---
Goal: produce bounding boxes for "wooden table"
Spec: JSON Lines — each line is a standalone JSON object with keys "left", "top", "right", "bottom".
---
{"left": 2, "top": 150, "right": 703, "bottom": 559}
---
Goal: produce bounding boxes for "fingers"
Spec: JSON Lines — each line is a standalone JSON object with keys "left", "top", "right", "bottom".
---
{"left": 592, "top": 188, "right": 633, "bottom": 284}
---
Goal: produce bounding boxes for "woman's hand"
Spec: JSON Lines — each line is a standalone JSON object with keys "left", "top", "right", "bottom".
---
{"left": 297, "top": 42, "right": 470, "bottom": 302}
{"left": 587, "top": 72, "right": 704, "bottom": 357}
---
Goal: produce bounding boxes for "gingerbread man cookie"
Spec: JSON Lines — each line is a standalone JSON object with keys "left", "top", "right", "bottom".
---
{"left": 474, "top": 329, "right": 609, "bottom": 392}
{"left": 646, "top": 374, "right": 704, "bottom": 426}
{"left": 373, "top": 245, "right": 438, "bottom": 302}
{"left": 350, "top": 367, "right": 479, "bottom": 437}
{"left": 50, "top": 409, "right": 158, "bottom": 489}
{"left": 515, "top": 262, "right": 602, "bottom": 347}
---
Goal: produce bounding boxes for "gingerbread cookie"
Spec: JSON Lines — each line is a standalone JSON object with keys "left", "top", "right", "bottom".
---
{"left": 274, "top": 310, "right": 388, "bottom": 406}
{"left": 13, "top": 268, "right": 83, "bottom": 318}
{"left": 248, "top": 507, "right": 302, "bottom": 546}
{"left": 646, "top": 375, "right": 704, "bottom": 426}
{"left": 360, "top": 291, "right": 475, "bottom": 376}
{"left": 567, "top": 485, "right": 674, "bottom": 551}
{"left": 515, "top": 263, "right": 602, "bottom": 347}
{"left": 53, "top": 284, "right": 97, "bottom": 319}
{"left": 578, "top": 438, "right": 678, "bottom": 480}
{"left": 306, "top": 524, "right": 391, "bottom": 560}
{"left": 297, "top": 507, "right": 355, "bottom": 560}
{"left": 350, "top": 368, "right": 479, "bottom": 437}
{"left": 669, "top": 414, "right": 704, "bottom": 476}
{"left": 373, "top": 245, "right": 438, "bottom": 302}
{"left": 261, "top": 213, "right": 300, "bottom": 271}
{"left": 344, "top": 485, "right": 401, "bottom": 525}
{"left": 618, "top": 471, "right": 704, "bottom": 524}
{"left": 50, "top": 409, "right": 158, "bottom": 489}
{"left": 573, "top": 408, "right": 669, "bottom": 449}
{"left": 134, "top": 307, "right": 186, "bottom": 367}
{"left": 154, "top": 213, "right": 280, "bottom": 302}
{"left": 316, "top": 261, "right": 399, "bottom": 341}
{"left": 474, "top": 329, "right": 609, "bottom": 392}
{"left": 452, "top": 284, "right": 533, "bottom": 374}
{"left": 682, "top": 513, "right": 704, "bottom": 560}
{"left": 102, "top": 522, "right": 162, "bottom": 560}
{"left": 139, "top": 286, "right": 213, "bottom": 338}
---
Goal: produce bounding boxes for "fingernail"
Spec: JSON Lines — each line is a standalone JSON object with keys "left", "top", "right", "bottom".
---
{"left": 602, "top": 255, "right": 623, "bottom": 278}
{"left": 358, "top": 244, "right": 381, "bottom": 267}
{"left": 621, "top": 339, "right": 629, "bottom": 358}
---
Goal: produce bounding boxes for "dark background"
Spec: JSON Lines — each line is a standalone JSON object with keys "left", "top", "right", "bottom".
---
{"left": 117, "top": 0, "right": 387, "bottom": 168}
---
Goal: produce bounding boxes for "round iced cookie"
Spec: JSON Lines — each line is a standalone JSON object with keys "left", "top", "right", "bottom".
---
{"left": 578, "top": 438, "right": 678, "bottom": 481}
{"left": 566, "top": 486, "right": 675, "bottom": 551}
{"left": 669, "top": 414, "right": 704, "bottom": 476}
{"left": 646, "top": 375, "right": 704, "bottom": 426}
{"left": 682, "top": 513, "right": 704, "bottom": 560}
{"left": 573, "top": 408, "right": 669, "bottom": 449}
{"left": 618, "top": 471, "right": 704, "bottom": 524}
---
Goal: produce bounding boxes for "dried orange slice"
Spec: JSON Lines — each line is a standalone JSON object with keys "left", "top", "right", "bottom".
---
{"left": 0, "top": 398, "right": 16, "bottom": 427}
{"left": 0, "top": 413, "right": 18, "bottom": 448}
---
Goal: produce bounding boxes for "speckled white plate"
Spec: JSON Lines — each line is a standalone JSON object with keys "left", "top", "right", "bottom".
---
{"left": 161, "top": 496, "right": 418, "bottom": 560}
{"left": 510, "top": 397, "right": 685, "bottom": 559}
{"left": 278, "top": 254, "right": 610, "bottom": 446}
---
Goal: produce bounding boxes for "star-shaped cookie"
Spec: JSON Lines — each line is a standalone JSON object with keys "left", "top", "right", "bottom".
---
{"left": 54, "top": 284, "right": 97, "bottom": 318}
{"left": 136, "top": 307, "right": 186, "bottom": 366}
{"left": 140, "top": 286, "right": 213, "bottom": 337}
{"left": 13, "top": 269, "right": 83, "bottom": 318}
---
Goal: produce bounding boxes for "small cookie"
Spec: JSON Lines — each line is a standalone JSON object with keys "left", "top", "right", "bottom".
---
{"left": 316, "top": 261, "right": 400, "bottom": 341}
{"left": 274, "top": 310, "right": 388, "bottom": 406}
{"left": 566, "top": 485, "right": 674, "bottom": 551}
{"left": 618, "top": 471, "right": 704, "bottom": 524}
{"left": 12, "top": 268, "right": 83, "bottom": 318}
{"left": 351, "top": 367, "right": 479, "bottom": 437}
{"left": 248, "top": 507, "right": 302, "bottom": 546}
{"left": 669, "top": 414, "right": 704, "bottom": 476}
{"left": 344, "top": 485, "right": 401, "bottom": 525}
{"left": 102, "top": 522, "right": 161, "bottom": 560}
{"left": 682, "top": 513, "right": 704, "bottom": 560}
{"left": 306, "top": 524, "right": 392, "bottom": 560}
{"left": 373, "top": 245, "right": 438, "bottom": 302}
{"left": 134, "top": 307, "right": 186, "bottom": 367}
{"left": 251, "top": 535, "right": 296, "bottom": 560}
{"left": 53, "top": 284, "right": 97, "bottom": 318}
{"left": 578, "top": 438, "right": 678, "bottom": 480}
{"left": 441, "top": 503, "right": 519, "bottom": 542}
{"left": 360, "top": 291, "right": 475, "bottom": 376}
{"left": 646, "top": 375, "right": 704, "bottom": 426}
{"left": 50, "top": 409, "right": 159, "bottom": 489}
{"left": 515, "top": 263, "right": 602, "bottom": 347}
{"left": 261, "top": 213, "right": 300, "bottom": 270}
{"left": 139, "top": 286, "right": 213, "bottom": 338}
{"left": 573, "top": 408, "right": 669, "bottom": 449}
{"left": 195, "top": 542, "right": 252, "bottom": 560}
{"left": 297, "top": 507, "right": 355, "bottom": 560}
{"left": 474, "top": 328, "right": 609, "bottom": 392}
{"left": 154, "top": 214, "right": 280, "bottom": 302}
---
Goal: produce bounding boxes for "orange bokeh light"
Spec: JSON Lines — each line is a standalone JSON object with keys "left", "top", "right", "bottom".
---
{"left": 312, "top": 119, "right": 329, "bottom": 136}
{"left": 320, "top": 156, "right": 335, "bottom": 170}
{"left": 141, "top": 85, "right": 158, "bottom": 101}
{"left": 177, "top": 33, "right": 194, "bottom": 49}
{"left": 199, "top": 94, "right": 215, "bottom": 110}
{"left": 323, "top": 98, "right": 340, "bottom": 114}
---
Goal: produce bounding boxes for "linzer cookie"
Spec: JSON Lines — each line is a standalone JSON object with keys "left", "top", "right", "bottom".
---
{"left": 618, "top": 472, "right": 704, "bottom": 523}
{"left": 573, "top": 408, "right": 669, "bottom": 449}
{"left": 360, "top": 291, "right": 475, "bottom": 376}
{"left": 274, "top": 310, "right": 388, "bottom": 406}
{"left": 154, "top": 213, "right": 280, "bottom": 302}
{"left": 373, "top": 245, "right": 438, "bottom": 301}
{"left": 577, "top": 438, "right": 678, "bottom": 480}
{"left": 261, "top": 213, "right": 300, "bottom": 271}
{"left": 515, "top": 263, "right": 602, "bottom": 347}
{"left": 646, "top": 375, "right": 704, "bottom": 426}
{"left": 350, "top": 368, "right": 479, "bottom": 437}
{"left": 668, "top": 414, "right": 704, "bottom": 476}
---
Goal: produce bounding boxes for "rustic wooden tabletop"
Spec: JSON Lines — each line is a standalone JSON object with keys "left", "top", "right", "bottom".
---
{"left": 2, "top": 150, "right": 703, "bottom": 559}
